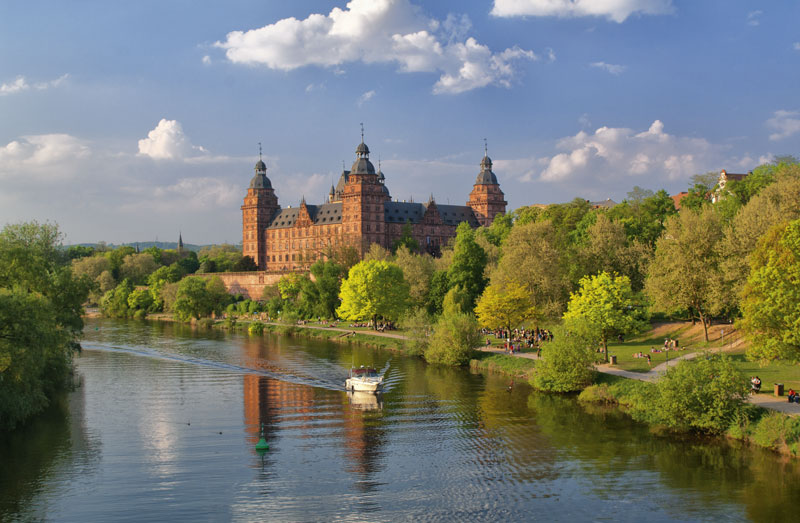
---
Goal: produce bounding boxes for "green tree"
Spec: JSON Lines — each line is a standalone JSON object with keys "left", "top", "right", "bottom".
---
{"left": 173, "top": 276, "right": 230, "bottom": 321}
{"left": 740, "top": 220, "right": 800, "bottom": 361}
{"left": 105, "top": 245, "right": 136, "bottom": 279}
{"left": 474, "top": 282, "right": 537, "bottom": 334}
{"left": 646, "top": 207, "right": 723, "bottom": 342}
{"left": 310, "top": 259, "right": 344, "bottom": 319}
{"left": 646, "top": 354, "right": 749, "bottom": 433}
{"left": 532, "top": 321, "right": 596, "bottom": 392}
{"left": 447, "top": 222, "right": 487, "bottom": 307}
{"left": 392, "top": 221, "right": 420, "bottom": 253}
{"left": 426, "top": 270, "right": 450, "bottom": 316}
{"left": 394, "top": 246, "right": 434, "bottom": 306}
{"left": 0, "top": 222, "right": 90, "bottom": 429}
{"left": 337, "top": 260, "right": 410, "bottom": 329}
{"left": 100, "top": 279, "right": 134, "bottom": 318}
{"left": 424, "top": 311, "right": 481, "bottom": 366}
{"left": 564, "top": 272, "right": 646, "bottom": 362}
{"left": 120, "top": 252, "right": 158, "bottom": 285}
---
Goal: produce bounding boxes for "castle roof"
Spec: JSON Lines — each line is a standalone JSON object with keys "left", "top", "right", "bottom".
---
{"left": 267, "top": 203, "right": 343, "bottom": 229}
{"left": 475, "top": 155, "right": 498, "bottom": 185}
{"left": 250, "top": 158, "right": 272, "bottom": 189}
{"left": 383, "top": 201, "right": 480, "bottom": 227}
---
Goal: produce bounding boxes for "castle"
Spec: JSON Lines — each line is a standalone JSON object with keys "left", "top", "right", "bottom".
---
{"left": 241, "top": 136, "right": 506, "bottom": 271}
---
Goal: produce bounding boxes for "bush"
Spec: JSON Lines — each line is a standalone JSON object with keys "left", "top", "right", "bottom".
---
{"left": 532, "top": 323, "right": 596, "bottom": 393}
{"left": 646, "top": 354, "right": 749, "bottom": 433}
{"left": 197, "top": 318, "right": 215, "bottom": 329}
{"left": 132, "top": 309, "right": 147, "bottom": 320}
{"left": 751, "top": 412, "right": 800, "bottom": 453}
{"left": 248, "top": 322, "right": 265, "bottom": 335}
{"left": 224, "top": 316, "right": 238, "bottom": 330}
{"left": 578, "top": 384, "right": 617, "bottom": 404}
{"left": 423, "top": 311, "right": 481, "bottom": 366}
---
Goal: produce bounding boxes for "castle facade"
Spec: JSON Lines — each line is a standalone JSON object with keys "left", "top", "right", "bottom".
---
{"left": 242, "top": 138, "right": 506, "bottom": 271}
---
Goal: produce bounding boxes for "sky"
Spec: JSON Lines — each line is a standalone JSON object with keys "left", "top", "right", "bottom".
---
{"left": 1, "top": 0, "right": 798, "bottom": 245}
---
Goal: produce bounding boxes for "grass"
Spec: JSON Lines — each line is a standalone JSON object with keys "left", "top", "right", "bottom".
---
{"left": 470, "top": 352, "right": 536, "bottom": 378}
{"left": 727, "top": 351, "right": 800, "bottom": 393}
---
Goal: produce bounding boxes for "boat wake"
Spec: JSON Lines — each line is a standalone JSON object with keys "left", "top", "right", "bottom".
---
{"left": 80, "top": 342, "right": 346, "bottom": 391}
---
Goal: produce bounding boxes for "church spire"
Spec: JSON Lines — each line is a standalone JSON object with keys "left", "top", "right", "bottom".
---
{"left": 178, "top": 231, "right": 184, "bottom": 254}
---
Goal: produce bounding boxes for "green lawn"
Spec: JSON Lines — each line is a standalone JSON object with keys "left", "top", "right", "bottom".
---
{"left": 605, "top": 324, "right": 699, "bottom": 372}
{"left": 727, "top": 351, "right": 800, "bottom": 393}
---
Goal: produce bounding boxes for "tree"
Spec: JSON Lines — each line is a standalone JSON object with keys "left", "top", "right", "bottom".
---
{"left": 105, "top": 246, "right": 136, "bottom": 279}
{"left": 394, "top": 246, "right": 434, "bottom": 306}
{"left": 100, "top": 279, "right": 134, "bottom": 318}
{"left": 120, "top": 253, "right": 158, "bottom": 285}
{"left": 646, "top": 207, "right": 723, "bottom": 342}
{"left": 740, "top": 220, "right": 800, "bottom": 361}
{"left": 310, "top": 259, "right": 345, "bottom": 319}
{"left": 474, "top": 282, "right": 537, "bottom": 334}
{"left": 532, "top": 321, "right": 596, "bottom": 392}
{"left": 564, "top": 272, "right": 646, "bottom": 362}
{"left": 173, "top": 276, "right": 230, "bottom": 321}
{"left": 424, "top": 311, "right": 481, "bottom": 366}
{"left": 490, "top": 221, "right": 570, "bottom": 319}
{"left": 447, "top": 222, "right": 487, "bottom": 307}
{"left": 0, "top": 222, "right": 90, "bottom": 429}
{"left": 337, "top": 260, "right": 409, "bottom": 329}
{"left": 392, "top": 221, "right": 420, "bottom": 253}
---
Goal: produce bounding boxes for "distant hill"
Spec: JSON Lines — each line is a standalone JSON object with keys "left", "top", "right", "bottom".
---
{"left": 65, "top": 241, "right": 240, "bottom": 252}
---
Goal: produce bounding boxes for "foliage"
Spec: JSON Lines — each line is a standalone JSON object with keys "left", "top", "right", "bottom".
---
{"left": 441, "top": 285, "right": 472, "bottom": 315}
{"left": 645, "top": 207, "right": 723, "bottom": 341}
{"left": 363, "top": 243, "right": 392, "bottom": 261}
{"left": 100, "top": 279, "right": 134, "bottom": 318}
{"left": 337, "top": 260, "right": 410, "bottom": 327}
{"left": 474, "top": 282, "right": 537, "bottom": 332}
{"left": 564, "top": 272, "right": 646, "bottom": 361}
{"left": 740, "top": 220, "right": 800, "bottom": 361}
{"left": 426, "top": 270, "right": 450, "bottom": 316}
{"left": 172, "top": 276, "right": 231, "bottom": 321}
{"left": 248, "top": 322, "right": 266, "bottom": 335}
{"left": 646, "top": 354, "right": 749, "bottom": 433}
{"left": 532, "top": 321, "right": 596, "bottom": 392}
{"left": 447, "top": 222, "right": 487, "bottom": 308}
{"left": 391, "top": 221, "right": 420, "bottom": 253}
{"left": 120, "top": 253, "right": 158, "bottom": 285}
{"left": 0, "top": 221, "right": 90, "bottom": 430}
{"left": 424, "top": 311, "right": 480, "bottom": 366}
{"left": 490, "top": 221, "right": 570, "bottom": 319}
{"left": 750, "top": 412, "right": 800, "bottom": 453}
{"left": 394, "top": 246, "right": 434, "bottom": 306}
{"left": 400, "top": 307, "right": 432, "bottom": 357}
{"left": 66, "top": 245, "right": 95, "bottom": 259}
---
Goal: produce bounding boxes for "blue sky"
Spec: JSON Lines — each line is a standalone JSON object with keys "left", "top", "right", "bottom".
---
{"left": 1, "top": 0, "right": 798, "bottom": 244}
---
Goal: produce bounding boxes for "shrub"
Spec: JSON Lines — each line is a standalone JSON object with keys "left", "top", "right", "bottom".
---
{"left": 248, "top": 322, "right": 265, "bottom": 335}
{"left": 751, "top": 412, "right": 800, "bottom": 453}
{"left": 224, "top": 316, "right": 237, "bottom": 330}
{"left": 197, "top": 318, "right": 215, "bottom": 329}
{"left": 578, "top": 384, "right": 617, "bottom": 404}
{"left": 532, "top": 322, "right": 596, "bottom": 393}
{"left": 132, "top": 309, "right": 147, "bottom": 320}
{"left": 424, "top": 311, "right": 481, "bottom": 366}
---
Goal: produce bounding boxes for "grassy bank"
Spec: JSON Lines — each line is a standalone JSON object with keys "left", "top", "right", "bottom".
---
{"left": 579, "top": 374, "right": 800, "bottom": 459}
{"left": 469, "top": 352, "right": 536, "bottom": 378}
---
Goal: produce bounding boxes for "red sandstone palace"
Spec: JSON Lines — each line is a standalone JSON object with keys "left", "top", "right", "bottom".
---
{"left": 242, "top": 137, "right": 506, "bottom": 271}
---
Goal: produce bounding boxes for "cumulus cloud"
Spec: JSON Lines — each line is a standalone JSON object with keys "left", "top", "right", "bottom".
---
{"left": 0, "top": 74, "right": 68, "bottom": 96}
{"left": 202, "top": 55, "right": 212, "bottom": 65}
{"left": 590, "top": 61, "right": 626, "bottom": 74}
{"left": 357, "top": 89, "right": 376, "bottom": 106}
{"left": 137, "top": 119, "right": 208, "bottom": 160}
{"left": 490, "top": 0, "right": 674, "bottom": 22}
{"left": 538, "top": 120, "right": 718, "bottom": 183}
{"left": 766, "top": 110, "right": 800, "bottom": 141}
{"left": 214, "top": 0, "right": 536, "bottom": 94}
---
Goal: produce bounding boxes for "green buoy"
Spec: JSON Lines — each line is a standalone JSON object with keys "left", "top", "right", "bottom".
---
{"left": 255, "top": 423, "right": 269, "bottom": 452}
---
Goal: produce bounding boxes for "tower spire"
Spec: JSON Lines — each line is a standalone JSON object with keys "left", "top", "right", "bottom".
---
{"left": 484, "top": 138, "right": 488, "bottom": 157}
{"left": 258, "top": 142, "right": 262, "bottom": 161}
{"left": 360, "top": 122, "right": 364, "bottom": 143}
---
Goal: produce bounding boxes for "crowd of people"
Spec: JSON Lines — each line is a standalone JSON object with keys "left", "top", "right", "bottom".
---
{"left": 480, "top": 327, "right": 553, "bottom": 355}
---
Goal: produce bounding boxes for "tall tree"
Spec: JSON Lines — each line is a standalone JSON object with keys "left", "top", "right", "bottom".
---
{"left": 474, "top": 282, "right": 537, "bottom": 335}
{"left": 740, "top": 220, "right": 800, "bottom": 362}
{"left": 564, "top": 272, "right": 646, "bottom": 362}
{"left": 447, "top": 222, "right": 487, "bottom": 307}
{"left": 337, "top": 260, "right": 410, "bottom": 329}
{"left": 645, "top": 207, "right": 723, "bottom": 341}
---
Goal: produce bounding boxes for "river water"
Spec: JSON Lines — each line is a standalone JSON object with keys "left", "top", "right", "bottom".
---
{"left": 1, "top": 318, "right": 799, "bottom": 522}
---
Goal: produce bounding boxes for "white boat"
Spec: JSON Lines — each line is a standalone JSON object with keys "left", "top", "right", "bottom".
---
{"left": 345, "top": 366, "right": 383, "bottom": 393}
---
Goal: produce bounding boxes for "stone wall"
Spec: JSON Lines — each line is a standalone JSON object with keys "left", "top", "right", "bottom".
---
{"left": 199, "top": 271, "right": 287, "bottom": 300}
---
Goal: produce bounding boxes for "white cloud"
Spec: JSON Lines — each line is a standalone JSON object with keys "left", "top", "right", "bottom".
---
{"left": 766, "top": 110, "right": 800, "bottom": 141}
{"left": 214, "top": 0, "right": 536, "bottom": 94}
{"left": 538, "top": 120, "right": 718, "bottom": 182}
{"left": 202, "top": 55, "right": 212, "bottom": 65}
{"left": 357, "top": 89, "right": 376, "bottom": 106}
{"left": 0, "top": 134, "right": 89, "bottom": 173}
{"left": 490, "top": 0, "right": 674, "bottom": 23}
{"left": 794, "top": 42, "right": 800, "bottom": 51}
{"left": 747, "top": 10, "right": 762, "bottom": 26}
{"left": 590, "top": 61, "right": 626, "bottom": 74}
{"left": 137, "top": 119, "right": 208, "bottom": 160}
{"left": 0, "top": 74, "right": 68, "bottom": 96}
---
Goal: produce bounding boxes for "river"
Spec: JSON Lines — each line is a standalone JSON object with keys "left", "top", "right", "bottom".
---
{"left": 1, "top": 318, "right": 798, "bottom": 522}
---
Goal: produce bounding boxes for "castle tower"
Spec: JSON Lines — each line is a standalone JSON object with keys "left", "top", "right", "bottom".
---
{"left": 467, "top": 144, "right": 506, "bottom": 227}
{"left": 341, "top": 130, "right": 390, "bottom": 253}
{"left": 241, "top": 149, "right": 279, "bottom": 269}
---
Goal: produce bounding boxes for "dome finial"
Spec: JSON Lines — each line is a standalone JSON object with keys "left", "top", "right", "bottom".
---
{"left": 484, "top": 138, "right": 488, "bottom": 157}
{"left": 360, "top": 122, "right": 364, "bottom": 143}
{"left": 258, "top": 141, "right": 262, "bottom": 161}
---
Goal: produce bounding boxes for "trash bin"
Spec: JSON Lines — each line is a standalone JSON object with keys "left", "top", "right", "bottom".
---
{"left": 610, "top": 355, "right": 617, "bottom": 365}
{"left": 775, "top": 383, "right": 784, "bottom": 397}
